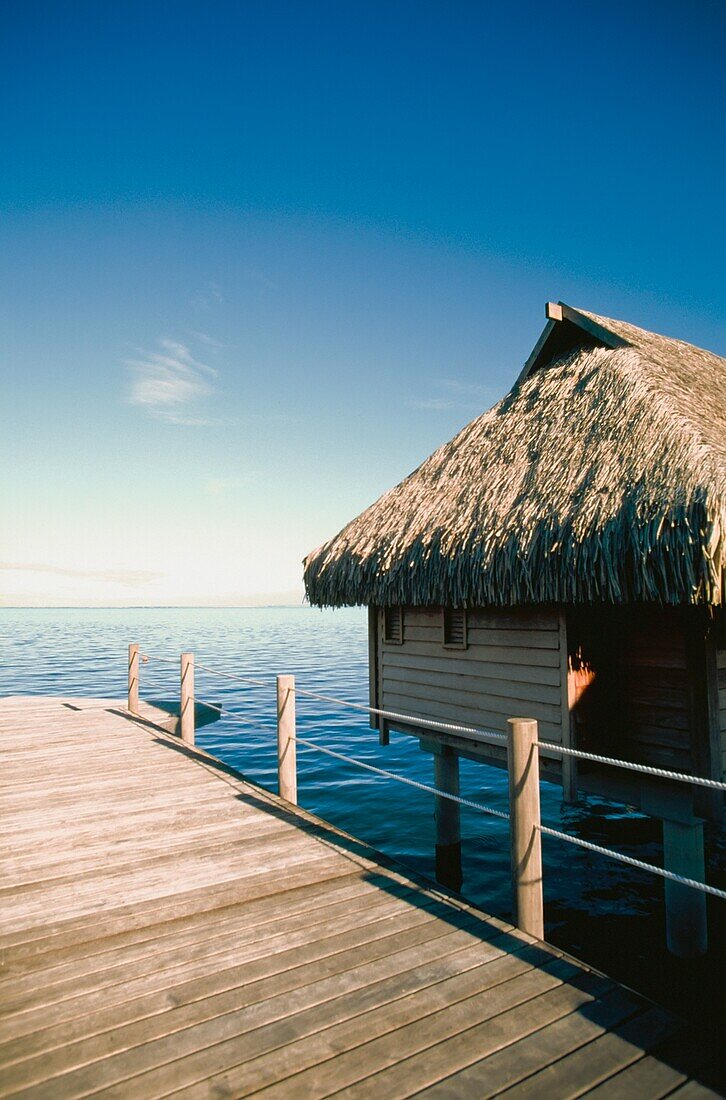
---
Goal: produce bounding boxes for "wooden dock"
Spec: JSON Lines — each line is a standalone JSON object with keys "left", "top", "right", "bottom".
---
{"left": 0, "top": 696, "right": 720, "bottom": 1098}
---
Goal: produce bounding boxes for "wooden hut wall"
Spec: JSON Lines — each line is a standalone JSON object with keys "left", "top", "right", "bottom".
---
{"left": 370, "top": 606, "right": 568, "bottom": 763}
{"left": 369, "top": 605, "right": 724, "bottom": 800}
{"left": 715, "top": 619, "right": 726, "bottom": 781}
{"left": 620, "top": 614, "right": 693, "bottom": 775}
{"left": 568, "top": 608, "right": 724, "bottom": 801}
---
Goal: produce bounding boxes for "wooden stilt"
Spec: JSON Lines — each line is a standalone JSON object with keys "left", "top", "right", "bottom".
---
{"left": 663, "top": 817, "right": 707, "bottom": 958}
{"left": 433, "top": 746, "right": 462, "bottom": 891}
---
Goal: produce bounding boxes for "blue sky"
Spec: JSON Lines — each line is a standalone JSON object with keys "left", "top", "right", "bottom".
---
{"left": 2, "top": 0, "right": 724, "bottom": 605}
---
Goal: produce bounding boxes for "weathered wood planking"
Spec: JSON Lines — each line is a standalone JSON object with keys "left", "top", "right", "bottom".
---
{"left": 718, "top": 648, "right": 726, "bottom": 778}
{"left": 374, "top": 607, "right": 570, "bottom": 778}
{"left": 0, "top": 696, "right": 716, "bottom": 1098}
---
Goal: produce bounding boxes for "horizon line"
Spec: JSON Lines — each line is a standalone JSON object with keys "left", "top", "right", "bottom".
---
{"left": 0, "top": 604, "right": 362, "bottom": 610}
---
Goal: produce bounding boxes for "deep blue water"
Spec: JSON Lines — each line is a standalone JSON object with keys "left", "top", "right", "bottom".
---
{"left": 2, "top": 606, "right": 723, "bottom": 1021}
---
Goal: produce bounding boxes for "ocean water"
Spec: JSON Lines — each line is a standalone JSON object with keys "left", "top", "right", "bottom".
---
{"left": 2, "top": 606, "right": 723, "bottom": 1024}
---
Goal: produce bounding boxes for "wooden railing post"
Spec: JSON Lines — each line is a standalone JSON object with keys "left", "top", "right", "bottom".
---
{"left": 507, "top": 717, "right": 544, "bottom": 939}
{"left": 180, "top": 652, "right": 195, "bottom": 745}
{"left": 276, "top": 674, "right": 297, "bottom": 804}
{"left": 128, "top": 644, "right": 139, "bottom": 713}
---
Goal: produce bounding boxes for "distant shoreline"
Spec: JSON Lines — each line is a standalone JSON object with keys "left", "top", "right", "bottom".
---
{"left": 0, "top": 605, "right": 364, "bottom": 611}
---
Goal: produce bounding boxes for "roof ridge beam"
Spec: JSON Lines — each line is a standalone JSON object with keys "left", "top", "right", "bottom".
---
{"left": 516, "top": 301, "right": 630, "bottom": 386}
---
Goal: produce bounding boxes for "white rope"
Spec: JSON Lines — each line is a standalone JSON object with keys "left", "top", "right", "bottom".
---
{"left": 189, "top": 695, "right": 726, "bottom": 903}
{"left": 295, "top": 687, "right": 507, "bottom": 745}
{"left": 140, "top": 653, "right": 178, "bottom": 665}
{"left": 294, "top": 735, "right": 510, "bottom": 820}
{"left": 537, "top": 824, "right": 726, "bottom": 900}
{"left": 536, "top": 742, "right": 726, "bottom": 792}
{"left": 195, "top": 664, "right": 270, "bottom": 689}
{"left": 141, "top": 655, "right": 722, "bottom": 793}
{"left": 151, "top": 654, "right": 504, "bottom": 743}
{"left": 200, "top": 701, "right": 274, "bottom": 730}
{"left": 195, "top": 697, "right": 507, "bottom": 819}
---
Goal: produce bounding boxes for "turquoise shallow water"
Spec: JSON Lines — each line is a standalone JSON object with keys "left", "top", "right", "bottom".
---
{"left": 1, "top": 606, "right": 723, "bottom": 1022}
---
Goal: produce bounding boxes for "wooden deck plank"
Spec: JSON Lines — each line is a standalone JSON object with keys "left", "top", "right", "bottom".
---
{"left": 0, "top": 858, "right": 358, "bottom": 953}
{"left": 0, "top": 891, "right": 434, "bottom": 1013}
{"left": 494, "top": 1006, "right": 682, "bottom": 1100}
{"left": 3, "top": 934, "right": 532, "bottom": 1097}
{"left": 0, "top": 818, "right": 290, "bottom": 883}
{"left": 581, "top": 1052, "right": 690, "bottom": 1098}
{"left": 0, "top": 885, "right": 494, "bottom": 1015}
{"left": 0, "top": 695, "right": 715, "bottom": 1099}
{"left": 0, "top": 871, "right": 385, "bottom": 976}
{"left": 666, "top": 1082, "right": 726, "bottom": 1099}
{"left": 0, "top": 899, "right": 472, "bottom": 1047}
{"left": 0, "top": 820, "right": 305, "bottom": 889}
{"left": 401, "top": 988, "right": 644, "bottom": 1098}
{"left": 161, "top": 956, "right": 589, "bottom": 1099}
{"left": 580, "top": 1029, "right": 715, "bottom": 1099}
{"left": 0, "top": 843, "right": 342, "bottom": 932}
{"left": 0, "top": 919, "right": 489, "bottom": 1075}
{"left": 42, "top": 947, "right": 575, "bottom": 1099}
{"left": 0, "top": 936, "right": 515, "bottom": 1094}
{"left": 1, "top": 881, "right": 487, "bottom": 986}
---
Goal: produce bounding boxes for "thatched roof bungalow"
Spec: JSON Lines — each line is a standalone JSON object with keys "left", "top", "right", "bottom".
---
{"left": 304, "top": 303, "right": 726, "bottom": 819}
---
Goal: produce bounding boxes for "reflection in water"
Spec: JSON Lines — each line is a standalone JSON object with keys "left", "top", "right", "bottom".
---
{"left": 1, "top": 606, "right": 723, "bottom": 1029}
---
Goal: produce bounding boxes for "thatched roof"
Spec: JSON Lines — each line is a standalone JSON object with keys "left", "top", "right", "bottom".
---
{"left": 304, "top": 303, "right": 726, "bottom": 609}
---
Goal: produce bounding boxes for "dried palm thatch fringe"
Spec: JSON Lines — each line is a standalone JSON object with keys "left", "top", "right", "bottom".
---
{"left": 304, "top": 309, "right": 726, "bottom": 608}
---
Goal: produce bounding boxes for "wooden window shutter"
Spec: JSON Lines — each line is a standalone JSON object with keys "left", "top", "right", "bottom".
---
{"left": 443, "top": 608, "right": 467, "bottom": 648}
{"left": 384, "top": 606, "right": 403, "bottom": 644}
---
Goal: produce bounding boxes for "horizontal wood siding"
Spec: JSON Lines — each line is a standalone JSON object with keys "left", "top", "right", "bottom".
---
{"left": 379, "top": 607, "right": 565, "bottom": 756}
{"left": 621, "top": 617, "right": 693, "bottom": 774}
{"left": 567, "top": 608, "right": 702, "bottom": 777}
{"left": 718, "top": 649, "right": 726, "bottom": 779}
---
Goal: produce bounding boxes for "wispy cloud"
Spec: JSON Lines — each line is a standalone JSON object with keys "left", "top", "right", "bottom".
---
{"left": 407, "top": 377, "right": 497, "bottom": 413}
{"left": 189, "top": 330, "right": 227, "bottom": 351}
{"left": 0, "top": 563, "right": 164, "bottom": 586}
{"left": 190, "top": 282, "right": 224, "bottom": 310}
{"left": 126, "top": 339, "right": 218, "bottom": 425}
{"left": 408, "top": 396, "right": 456, "bottom": 411}
{"left": 437, "top": 378, "right": 496, "bottom": 399}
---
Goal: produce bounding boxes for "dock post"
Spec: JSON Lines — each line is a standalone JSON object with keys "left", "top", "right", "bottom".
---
{"left": 128, "top": 644, "right": 139, "bottom": 713}
{"left": 277, "top": 674, "right": 297, "bottom": 804}
{"left": 433, "top": 745, "right": 462, "bottom": 891}
{"left": 642, "top": 783, "right": 708, "bottom": 958}
{"left": 180, "top": 652, "right": 195, "bottom": 746}
{"left": 663, "top": 817, "right": 707, "bottom": 958}
{"left": 507, "top": 717, "right": 544, "bottom": 939}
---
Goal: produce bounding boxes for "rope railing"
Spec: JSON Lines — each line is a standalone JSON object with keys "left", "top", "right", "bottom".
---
{"left": 535, "top": 741, "right": 726, "bottom": 792}
{"left": 195, "top": 663, "right": 271, "bottom": 689}
{"left": 293, "top": 724, "right": 724, "bottom": 901}
{"left": 178, "top": 660, "right": 726, "bottom": 790}
{"left": 295, "top": 685, "right": 508, "bottom": 745}
{"left": 196, "top": 700, "right": 726, "bottom": 903}
{"left": 196, "top": 700, "right": 275, "bottom": 731}
{"left": 294, "top": 734, "right": 726, "bottom": 902}
{"left": 294, "top": 734, "right": 510, "bottom": 821}
{"left": 140, "top": 652, "right": 179, "bottom": 665}
{"left": 536, "top": 824, "right": 726, "bottom": 901}
{"left": 134, "top": 650, "right": 725, "bottom": 791}
{"left": 127, "top": 643, "right": 725, "bottom": 952}
{"left": 139, "top": 655, "right": 508, "bottom": 745}
{"left": 160, "top": 691, "right": 509, "bottom": 819}
{"left": 197, "top": 682, "right": 726, "bottom": 904}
